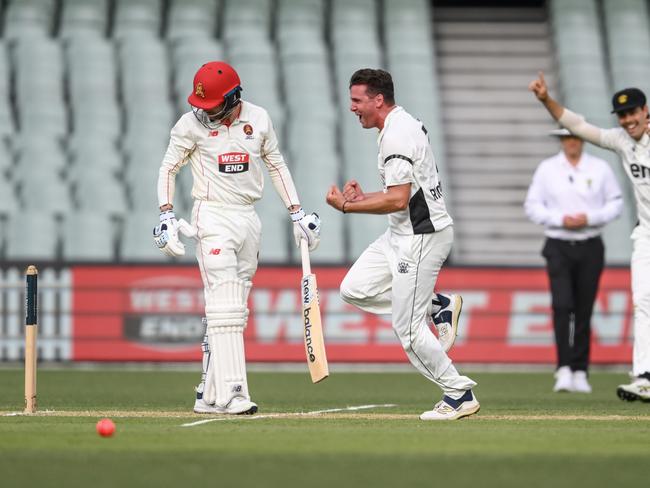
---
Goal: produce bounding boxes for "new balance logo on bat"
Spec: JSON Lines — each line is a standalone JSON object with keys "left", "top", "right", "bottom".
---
{"left": 302, "top": 277, "right": 312, "bottom": 305}
{"left": 303, "top": 307, "right": 316, "bottom": 362}
{"left": 218, "top": 152, "right": 250, "bottom": 173}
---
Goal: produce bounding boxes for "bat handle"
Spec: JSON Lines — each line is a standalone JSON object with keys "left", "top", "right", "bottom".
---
{"left": 300, "top": 239, "right": 311, "bottom": 275}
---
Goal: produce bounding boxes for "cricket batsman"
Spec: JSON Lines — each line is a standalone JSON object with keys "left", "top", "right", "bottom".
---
{"left": 153, "top": 61, "right": 321, "bottom": 414}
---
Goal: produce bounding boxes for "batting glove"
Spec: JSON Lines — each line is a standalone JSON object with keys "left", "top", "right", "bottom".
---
{"left": 291, "top": 208, "right": 321, "bottom": 252}
{"left": 153, "top": 210, "right": 185, "bottom": 257}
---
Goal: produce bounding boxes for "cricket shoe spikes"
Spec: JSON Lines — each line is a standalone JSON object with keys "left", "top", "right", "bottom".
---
{"left": 616, "top": 377, "right": 650, "bottom": 402}
{"left": 420, "top": 390, "right": 480, "bottom": 420}
{"left": 431, "top": 293, "right": 463, "bottom": 353}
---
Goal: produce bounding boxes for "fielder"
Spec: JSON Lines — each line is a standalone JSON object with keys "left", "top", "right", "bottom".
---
{"left": 326, "top": 68, "right": 479, "bottom": 420}
{"left": 530, "top": 72, "right": 650, "bottom": 402}
{"left": 154, "top": 61, "right": 320, "bottom": 414}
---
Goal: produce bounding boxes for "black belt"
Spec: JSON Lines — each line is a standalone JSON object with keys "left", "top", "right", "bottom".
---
{"left": 547, "top": 236, "right": 602, "bottom": 246}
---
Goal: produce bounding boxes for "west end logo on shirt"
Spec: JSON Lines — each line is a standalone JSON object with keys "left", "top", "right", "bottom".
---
{"left": 218, "top": 152, "right": 250, "bottom": 173}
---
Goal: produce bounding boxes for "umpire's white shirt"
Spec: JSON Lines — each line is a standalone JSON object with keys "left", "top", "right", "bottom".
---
{"left": 378, "top": 106, "right": 453, "bottom": 235}
{"left": 525, "top": 151, "right": 623, "bottom": 240}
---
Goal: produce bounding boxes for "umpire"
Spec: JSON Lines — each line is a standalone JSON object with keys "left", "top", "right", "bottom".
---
{"left": 525, "top": 129, "right": 623, "bottom": 393}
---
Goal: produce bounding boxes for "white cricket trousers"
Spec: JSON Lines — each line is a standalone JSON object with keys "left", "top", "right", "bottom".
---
{"left": 340, "top": 226, "right": 476, "bottom": 399}
{"left": 191, "top": 201, "right": 261, "bottom": 288}
{"left": 631, "top": 228, "right": 650, "bottom": 376}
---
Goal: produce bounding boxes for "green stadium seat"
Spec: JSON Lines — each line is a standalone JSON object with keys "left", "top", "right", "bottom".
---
{"left": 4, "top": 0, "right": 56, "bottom": 39}
{"left": 167, "top": 0, "right": 219, "bottom": 40}
{"left": 6, "top": 211, "right": 60, "bottom": 260}
{"left": 62, "top": 211, "right": 116, "bottom": 261}
{"left": 60, "top": 0, "right": 109, "bottom": 39}
{"left": 113, "top": 0, "right": 163, "bottom": 39}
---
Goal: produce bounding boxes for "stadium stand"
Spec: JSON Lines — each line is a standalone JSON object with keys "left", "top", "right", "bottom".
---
{"left": 435, "top": 6, "right": 556, "bottom": 265}
{"left": 550, "top": 0, "right": 634, "bottom": 263}
{"left": 0, "top": 0, "right": 639, "bottom": 265}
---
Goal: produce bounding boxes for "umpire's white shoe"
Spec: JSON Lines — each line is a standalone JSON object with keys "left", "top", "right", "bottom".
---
{"left": 193, "top": 397, "right": 258, "bottom": 415}
{"left": 432, "top": 293, "right": 463, "bottom": 353}
{"left": 553, "top": 366, "right": 573, "bottom": 392}
{"left": 572, "top": 371, "right": 592, "bottom": 393}
{"left": 616, "top": 377, "right": 650, "bottom": 402}
{"left": 420, "top": 390, "right": 480, "bottom": 420}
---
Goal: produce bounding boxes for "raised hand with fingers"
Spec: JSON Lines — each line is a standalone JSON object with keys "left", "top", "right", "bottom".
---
{"left": 529, "top": 71, "right": 549, "bottom": 101}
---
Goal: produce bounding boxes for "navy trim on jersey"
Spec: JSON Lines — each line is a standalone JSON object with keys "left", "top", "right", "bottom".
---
{"left": 409, "top": 188, "right": 435, "bottom": 234}
{"left": 384, "top": 154, "right": 414, "bottom": 165}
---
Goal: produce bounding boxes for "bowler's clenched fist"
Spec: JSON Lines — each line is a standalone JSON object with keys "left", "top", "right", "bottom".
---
{"left": 326, "top": 185, "right": 346, "bottom": 212}
{"left": 343, "top": 180, "right": 365, "bottom": 202}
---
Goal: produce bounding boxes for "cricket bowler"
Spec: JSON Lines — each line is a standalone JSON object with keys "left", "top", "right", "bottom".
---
{"left": 326, "top": 68, "right": 479, "bottom": 420}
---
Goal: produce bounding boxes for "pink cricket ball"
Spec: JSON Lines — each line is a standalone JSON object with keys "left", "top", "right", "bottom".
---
{"left": 96, "top": 418, "right": 116, "bottom": 437}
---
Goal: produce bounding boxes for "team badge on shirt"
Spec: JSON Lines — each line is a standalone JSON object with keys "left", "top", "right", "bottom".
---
{"left": 397, "top": 261, "right": 410, "bottom": 274}
{"left": 243, "top": 124, "right": 254, "bottom": 139}
{"left": 218, "top": 152, "right": 250, "bottom": 173}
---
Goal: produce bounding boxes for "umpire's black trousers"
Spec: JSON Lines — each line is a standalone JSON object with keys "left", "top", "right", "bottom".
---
{"left": 542, "top": 236, "right": 604, "bottom": 372}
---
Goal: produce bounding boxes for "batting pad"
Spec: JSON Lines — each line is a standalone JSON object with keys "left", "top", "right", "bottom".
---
{"left": 195, "top": 318, "right": 209, "bottom": 399}
{"left": 203, "top": 279, "right": 252, "bottom": 407}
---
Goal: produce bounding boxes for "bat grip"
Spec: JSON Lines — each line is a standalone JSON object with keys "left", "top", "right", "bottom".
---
{"left": 300, "top": 239, "right": 311, "bottom": 275}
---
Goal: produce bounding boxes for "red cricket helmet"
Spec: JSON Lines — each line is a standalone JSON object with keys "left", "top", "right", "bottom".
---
{"left": 188, "top": 61, "right": 242, "bottom": 110}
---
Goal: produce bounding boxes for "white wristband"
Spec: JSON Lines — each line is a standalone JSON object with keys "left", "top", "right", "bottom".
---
{"left": 290, "top": 207, "right": 305, "bottom": 222}
{"left": 160, "top": 210, "right": 176, "bottom": 221}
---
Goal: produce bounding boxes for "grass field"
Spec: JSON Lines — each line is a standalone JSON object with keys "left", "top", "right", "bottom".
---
{"left": 1, "top": 368, "right": 649, "bottom": 488}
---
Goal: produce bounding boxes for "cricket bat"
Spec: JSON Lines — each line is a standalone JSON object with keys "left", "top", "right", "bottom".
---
{"left": 300, "top": 239, "right": 329, "bottom": 383}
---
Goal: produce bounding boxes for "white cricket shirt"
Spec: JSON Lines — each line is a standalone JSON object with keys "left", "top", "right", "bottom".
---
{"left": 560, "top": 109, "right": 650, "bottom": 237}
{"left": 525, "top": 151, "right": 623, "bottom": 240}
{"left": 377, "top": 106, "right": 453, "bottom": 235}
{"left": 157, "top": 101, "right": 300, "bottom": 208}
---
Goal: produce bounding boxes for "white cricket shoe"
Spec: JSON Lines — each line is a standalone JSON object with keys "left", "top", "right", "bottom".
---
{"left": 553, "top": 366, "right": 573, "bottom": 392}
{"left": 420, "top": 391, "right": 480, "bottom": 421}
{"left": 616, "top": 377, "right": 650, "bottom": 402}
{"left": 432, "top": 294, "right": 463, "bottom": 353}
{"left": 193, "top": 397, "right": 258, "bottom": 415}
{"left": 225, "top": 397, "right": 259, "bottom": 415}
{"left": 572, "top": 370, "right": 592, "bottom": 393}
